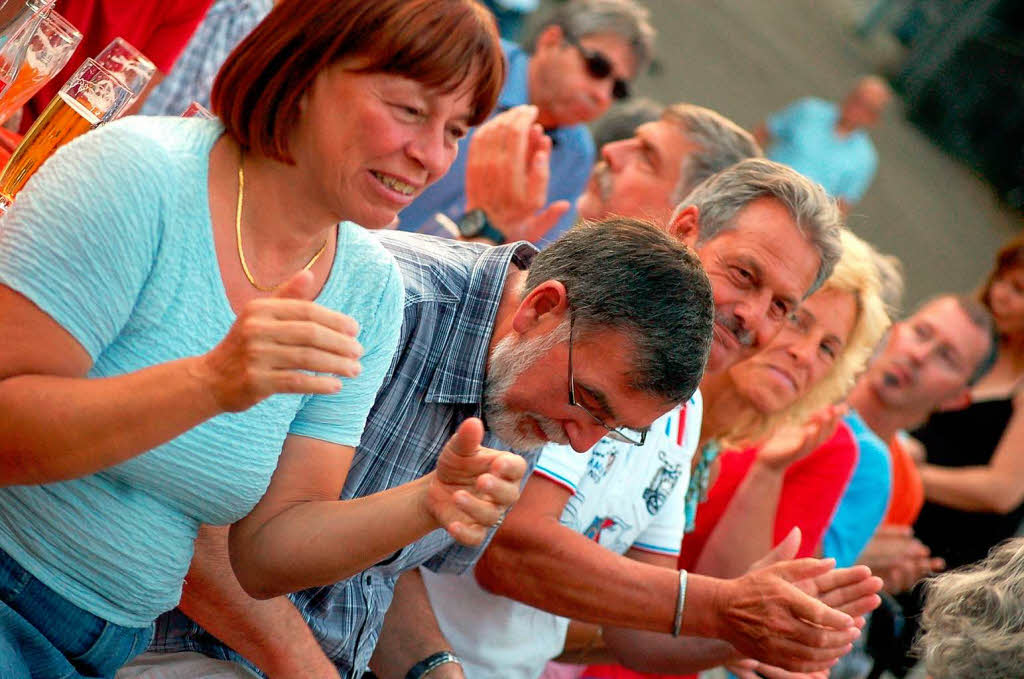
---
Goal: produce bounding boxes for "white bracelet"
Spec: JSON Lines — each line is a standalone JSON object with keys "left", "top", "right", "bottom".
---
{"left": 672, "top": 569, "right": 687, "bottom": 637}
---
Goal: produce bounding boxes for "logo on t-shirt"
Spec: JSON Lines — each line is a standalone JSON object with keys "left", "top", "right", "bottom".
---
{"left": 642, "top": 450, "right": 684, "bottom": 515}
{"left": 585, "top": 441, "right": 618, "bottom": 483}
{"left": 583, "top": 515, "right": 629, "bottom": 543}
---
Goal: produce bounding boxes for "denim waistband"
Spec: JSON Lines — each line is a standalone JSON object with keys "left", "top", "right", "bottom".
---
{"left": 0, "top": 548, "right": 154, "bottom": 677}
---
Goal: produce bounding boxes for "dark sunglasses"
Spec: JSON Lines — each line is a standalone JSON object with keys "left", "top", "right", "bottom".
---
{"left": 565, "top": 34, "right": 630, "bottom": 101}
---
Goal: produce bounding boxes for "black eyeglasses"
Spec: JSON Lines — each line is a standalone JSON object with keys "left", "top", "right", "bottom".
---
{"left": 567, "top": 316, "right": 647, "bottom": 446}
{"left": 565, "top": 34, "right": 631, "bottom": 101}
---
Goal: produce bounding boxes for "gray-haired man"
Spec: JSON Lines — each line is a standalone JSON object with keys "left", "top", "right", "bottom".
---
{"left": 412, "top": 159, "right": 880, "bottom": 679}
{"left": 463, "top": 102, "right": 762, "bottom": 244}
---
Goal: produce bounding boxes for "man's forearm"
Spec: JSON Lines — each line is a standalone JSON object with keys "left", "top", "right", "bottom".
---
{"left": 369, "top": 569, "right": 463, "bottom": 679}
{"left": 476, "top": 520, "right": 683, "bottom": 633}
{"left": 602, "top": 626, "right": 741, "bottom": 674}
{"left": 180, "top": 525, "right": 338, "bottom": 679}
{"left": 696, "top": 461, "right": 783, "bottom": 578}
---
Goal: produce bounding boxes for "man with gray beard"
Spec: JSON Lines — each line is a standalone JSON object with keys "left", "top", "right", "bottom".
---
{"left": 415, "top": 158, "right": 882, "bottom": 679}
{"left": 135, "top": 218, "right": 715, "bottom": 678}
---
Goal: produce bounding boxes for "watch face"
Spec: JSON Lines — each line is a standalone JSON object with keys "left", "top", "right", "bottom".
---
{"left": 457, "top": 209, "right": 486, "bottom": 237}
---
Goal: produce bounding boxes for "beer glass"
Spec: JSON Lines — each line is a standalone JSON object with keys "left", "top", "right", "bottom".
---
{"left": 0, "top": 57, "right": 131, "bottom": 210}
{"left": 0, "top": 0, "right": 53, "bottom": 102}
{"left": 181, "top": 101, "right": 214, "bottom": 119}
{"left": 94, "top": 37, "right": 155, "bottom": 105}
{"left": 0, "top": 10, "right": 82, "bottom": 125}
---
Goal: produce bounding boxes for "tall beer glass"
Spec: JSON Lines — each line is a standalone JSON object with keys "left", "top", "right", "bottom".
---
{"left": 94, "top": 37, "right": 155, "bottom": 106}
{"left": 0, "top": 57, "right": 130, "bottom": 210}
{"left": 0, "top": 0, "right": 53, "bottom": 102}
{"left": 0, "top": 10, "right": 82, "bottom": 125}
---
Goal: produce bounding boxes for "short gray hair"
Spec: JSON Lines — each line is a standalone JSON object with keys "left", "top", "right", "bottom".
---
{"left": 526, "top": 0, "right": 655, "bottom": 73}
{"left": 525, "top": 217, "right": 714, "bottom": 404}
{"left": 591, "top": 97, "right": 665, "bottom": 149}
{"left": 918, "top": 538, "right": 1024, "bottom": 679}
{"left": 674, "top": 158, "right": 844, "bottom": 295}
{"left": 663, "top": 103, "right": 763, "bottom": 204}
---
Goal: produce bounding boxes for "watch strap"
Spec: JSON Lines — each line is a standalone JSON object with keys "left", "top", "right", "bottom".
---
{"left": 458, "top": 209, "right": 506, "bottom": 244}
{"left": 405, "top": 650, "right": 462, "bottom": 679}
{"left": 477, "top": 219, "right": 507, "bottom": 244}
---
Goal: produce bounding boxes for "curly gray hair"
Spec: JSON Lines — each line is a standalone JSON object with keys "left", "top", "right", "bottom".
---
{"left": 917, "top": 538, "right": 1024, "bottom": 679}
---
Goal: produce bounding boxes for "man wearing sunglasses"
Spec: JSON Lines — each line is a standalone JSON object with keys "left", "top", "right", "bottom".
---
{"left": 411, "top": 160, "right": 883, "bottom": 679}
{"left": 397, "top": 0, "right": 653, "bottom": 244}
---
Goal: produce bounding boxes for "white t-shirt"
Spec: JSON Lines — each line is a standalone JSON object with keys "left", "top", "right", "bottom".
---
{"left": 421, "top": 392, "right": 703, "bottom": 679}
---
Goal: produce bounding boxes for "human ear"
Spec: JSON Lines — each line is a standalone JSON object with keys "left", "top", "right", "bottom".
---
{"left": 668, "top": 205, "right": 701, "bottom": 247}
{"left": 535, "top": 24, "right": 564, "bottom": 52}
{"left": 511, "top": 280, "right": 569, "bottom": 334}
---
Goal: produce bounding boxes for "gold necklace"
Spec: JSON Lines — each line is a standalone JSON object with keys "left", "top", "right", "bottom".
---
{"left": 235, "top": 151, "right": 327, "bottom": 292}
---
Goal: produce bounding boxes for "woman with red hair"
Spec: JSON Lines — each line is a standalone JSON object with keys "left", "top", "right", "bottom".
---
{"left": 0, "top": 1, "right": 514, "bottom": 676}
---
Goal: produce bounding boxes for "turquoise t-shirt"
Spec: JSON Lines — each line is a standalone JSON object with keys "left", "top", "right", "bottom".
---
{"left": 766, "top": 97, "right": 878, "bottom": 203}
{"left": 821, "top": 410, "right": 892, "bottom": 567}
{"left": 0, "top": 116, "right": 404, "bottom": 627}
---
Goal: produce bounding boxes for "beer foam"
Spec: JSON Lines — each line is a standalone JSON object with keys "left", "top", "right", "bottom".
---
{"left": 58, "top": 90, "right": 100, "bottom": 126}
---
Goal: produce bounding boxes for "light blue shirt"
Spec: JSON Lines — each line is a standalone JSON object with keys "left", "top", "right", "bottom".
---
{"left": 821, "top": 410, "right": 892, "bottom": 567}
{"left": 766, "top": 97, "right": 878, "bottom": 203}
{"left": 397, "top": 40, "right": 594, "bottom": 245}
{"left": 0, "top": 116, "right": 404, "bottom": 627}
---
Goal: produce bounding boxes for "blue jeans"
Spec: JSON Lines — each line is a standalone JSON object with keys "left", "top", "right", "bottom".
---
{"left": 0, "top": 549, "right": 153, "bottom": 678}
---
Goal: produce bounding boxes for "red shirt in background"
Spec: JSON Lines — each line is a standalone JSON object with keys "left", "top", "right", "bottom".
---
{"left": 22, "top": 0, "right": 214, "bottom": 129}
{"left": 882, "top": 435, "right": 924, "bottom": 527}
{"left": 583, "top": 422, "right": 859, "bottom": 679}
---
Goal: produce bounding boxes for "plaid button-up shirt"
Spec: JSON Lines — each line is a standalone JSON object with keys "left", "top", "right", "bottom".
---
{"left": 151, "top": 231, "right": 540, "bottom": 677}
{"left": 141, "top": 0, "right": 273, "bottom": 116}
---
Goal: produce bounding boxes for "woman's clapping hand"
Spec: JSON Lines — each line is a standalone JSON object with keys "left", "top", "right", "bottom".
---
{"left": 197, "top": 270, "right": 364, "bottom": 412}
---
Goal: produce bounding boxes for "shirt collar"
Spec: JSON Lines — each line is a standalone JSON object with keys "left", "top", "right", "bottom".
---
{"left": 425, "top": 241, "right": 538, "bottom": 405}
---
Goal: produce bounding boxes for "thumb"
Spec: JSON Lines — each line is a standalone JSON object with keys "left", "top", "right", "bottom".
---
{"left": 445, "top": 417, "right": 485, "bottom": 458}
{"left": 272, "top": 269, "right": 317, "bottom": 300}
{"left": 524, "top": 201, "right": 571, "bottom": 242}
{"left": 752, "top": 527, "right": 801, "bottom": 569}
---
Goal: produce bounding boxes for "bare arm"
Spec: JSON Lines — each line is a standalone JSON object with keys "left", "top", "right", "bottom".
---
{"left": 0, "top": 273, "right": 360, "bottom": 485}
{"left": 695, "top": 459, "right": 784, "bottom": 578}
{"left": 474, "top": 474, "right": 862, "bottom": 672}
{"left": 696, "top": 410, "right": 844, "bottom": 578}
{"left": 602, "top": 537, "right": 883, "bottom": 675}
{"left": 474, "top": 474, "right": 681, "bottom": 632}
{"left": 229, "top": 418, "right": 526, "bottom": 599}
{"left": 559, "top": 541, "right": 881, "bottom": 674}
{"left": 369, "top": 570, "right": 464, "bottom": 679}
{"left": 180, "top": 525, "right": 339, "bottom": 679}
{"left": 918, "top": 393, "right": 1024, "bottom": 514}
{"left": 600, "top": 550, "right": 740, "bottom": 674}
